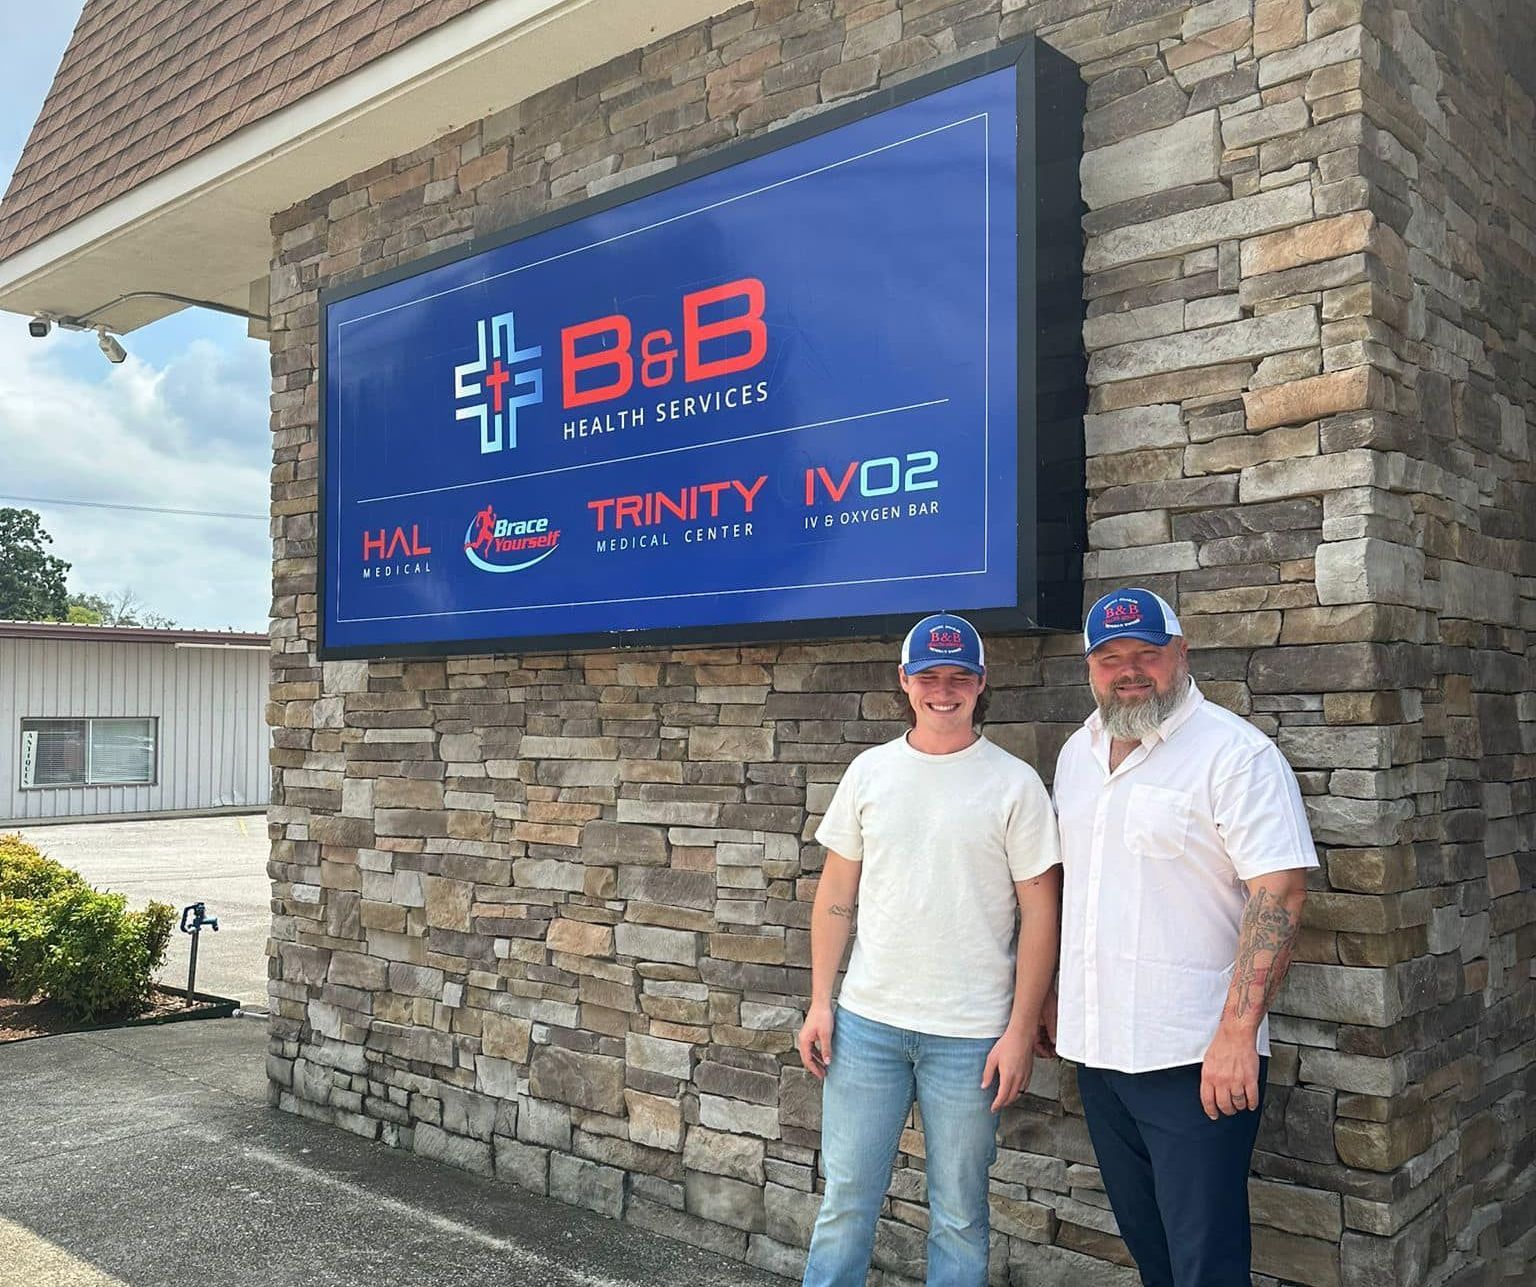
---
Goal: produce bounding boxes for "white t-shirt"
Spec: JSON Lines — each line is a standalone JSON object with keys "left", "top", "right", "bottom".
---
{"left": 1053, "top": 680, "right": 1318, "bottom": 1073}
{"left": 814, "top": 733, "right": 1061, "bottom": 1039}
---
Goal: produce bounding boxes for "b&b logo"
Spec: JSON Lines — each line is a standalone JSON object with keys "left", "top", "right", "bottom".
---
{"left": 562, "top": 277, "right": 767, "bottom": 407}
{"left": 1103, "top": 600, "right": 1143, "bottom": 628}
{"left": 453, "top": 279, "right": 767, "bottom": 453}
{"left": 464, "top": 504, "right": 561, "bottom": 573}
{"left": 928, "top": 626, "right": 964, "bottom": 654}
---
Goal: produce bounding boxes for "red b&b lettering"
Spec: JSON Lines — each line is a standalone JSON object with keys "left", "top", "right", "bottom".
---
{"left": 683, "top": 278, "right": 767, "bottom": 383}
{"left": 562, "top": 314, "right": 633, "bottom": 407}
{"left": 560, "top": 279, "right": 767, "bottom": 409}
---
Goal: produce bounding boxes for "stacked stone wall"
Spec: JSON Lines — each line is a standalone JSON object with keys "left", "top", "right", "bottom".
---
{"left": 265, "top": 1, "right": 1534, "bottom": 1283}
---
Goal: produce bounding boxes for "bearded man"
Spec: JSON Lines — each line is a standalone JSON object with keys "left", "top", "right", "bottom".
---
{"left": 1042, "top": 588, "right": 1316, "bottom": 1287}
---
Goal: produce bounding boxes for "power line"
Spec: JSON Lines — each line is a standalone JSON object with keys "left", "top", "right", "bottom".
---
{"left": 0, "top": 494, "right": 268, "bottom": 521}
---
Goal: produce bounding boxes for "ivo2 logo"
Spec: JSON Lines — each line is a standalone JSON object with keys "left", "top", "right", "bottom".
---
{"left": 804, "top": 451, "right": 939, "bottom": 504}
{"left": 801, "top": 450, "right": 940, "bottom": 529}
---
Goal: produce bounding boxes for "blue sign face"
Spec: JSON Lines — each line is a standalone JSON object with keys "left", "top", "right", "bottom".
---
{"left": 322, "top": 61, "right": 1043, "bottom": 657}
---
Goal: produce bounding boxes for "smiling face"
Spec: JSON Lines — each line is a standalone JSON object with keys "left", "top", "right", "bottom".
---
{"left": 899, "top": 664, "right": 986, "bottom": 738}
{"left": 1086, "top": 637, "right": 1190, "bottom": 740}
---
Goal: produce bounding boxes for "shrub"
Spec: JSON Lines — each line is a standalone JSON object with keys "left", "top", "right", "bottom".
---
{"left": 0, "top": 835, "right": 175, "bottom": 1022}
{"left": 0, "top": 834, "right": 85, "bottom": 900}
{"left": 0, "top": 893, "right": 54, "bottom": 989}
{"left": 26, "top": 889, "right": 175, "bottom": 1021}
{"left": 0, "top": 834, "right": 83, "bottom": 987}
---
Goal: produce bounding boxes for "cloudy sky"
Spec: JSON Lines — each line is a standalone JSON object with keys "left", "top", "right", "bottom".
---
{"left": 0, "top": 7, "right": 272, "bottom": 631}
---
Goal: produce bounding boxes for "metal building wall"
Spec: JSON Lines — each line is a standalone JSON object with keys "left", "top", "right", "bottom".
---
{"left": 0, "top": 637, "right": 269, "bottom": 824}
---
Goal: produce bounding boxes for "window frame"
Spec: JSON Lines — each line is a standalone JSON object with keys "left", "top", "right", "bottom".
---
{"left": 18, "top": 716, "right": 160, "bottom": 790}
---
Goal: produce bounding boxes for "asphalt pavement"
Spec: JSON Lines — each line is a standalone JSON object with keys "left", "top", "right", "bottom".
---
{"left": 12, "top": 814, "right": 270, "bottom": 1007}
{"left": 0, "top": 1018, "right": 787, "bottom": 1287}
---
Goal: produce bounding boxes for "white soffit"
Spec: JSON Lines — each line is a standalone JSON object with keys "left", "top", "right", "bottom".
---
{"left": 0, "top": 0, "right": 738, "bottom": 334}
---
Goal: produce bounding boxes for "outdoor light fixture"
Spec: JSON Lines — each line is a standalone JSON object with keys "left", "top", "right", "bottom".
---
{"left": 96, "top": 327, "right": 127, "bottom": 364}
{"left": 24, "top": 289, "right": 269, "bottom": 364}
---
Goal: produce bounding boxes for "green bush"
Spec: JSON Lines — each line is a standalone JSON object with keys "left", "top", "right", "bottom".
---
{"left": 0, "top": 834, "right": 175, "bottom": 1022}
{"left": 0, "top": 834, "right": 85, "bottom": 900}
{"left": 0, "top": 892, "right": 54, "bottom": 989}
{"left": 0, "top": 834, "right": 84, "bottom": 988}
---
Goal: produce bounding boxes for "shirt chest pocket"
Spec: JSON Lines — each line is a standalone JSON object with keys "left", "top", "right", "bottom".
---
{"left": 1123, "top": 784, "right": 1194, "bottom": 861}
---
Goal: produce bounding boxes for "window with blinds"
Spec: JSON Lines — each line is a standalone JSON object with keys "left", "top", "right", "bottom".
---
{"left": 19, "top": 718, "right": 157, "bottom": 788}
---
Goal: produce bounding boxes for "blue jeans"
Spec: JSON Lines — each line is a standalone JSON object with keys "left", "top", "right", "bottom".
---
{"left": 802, "top": 1008, "right": 1000, "bottom": 1287}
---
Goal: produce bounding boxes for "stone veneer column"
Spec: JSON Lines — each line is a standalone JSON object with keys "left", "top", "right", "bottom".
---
{"left": 264, "top": 2, "right": 1533, "bottom": 1284}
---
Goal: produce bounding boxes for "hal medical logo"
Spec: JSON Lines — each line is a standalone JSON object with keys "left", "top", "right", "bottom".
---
{"left": 361, "top": 524, "right": 432, "bottom": 579}
{"left": 455, "top": 312, "right": 543, "bottom": 454}
{"left": 1102, "top": 599, "right": 1143, "bottom": 628}
{"left": 464, "top": 504, "right": 561, "bottom": 573}
{"left": 927, "top": 626, "right": 965, "bottom": 654}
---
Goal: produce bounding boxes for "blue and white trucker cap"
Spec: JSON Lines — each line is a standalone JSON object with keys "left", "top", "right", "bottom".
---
{"left": 901, "top": 612, "right": 985, "bottom": 676}
{"left": 1083, "top": 588, "right": 1183, "bottom": 654}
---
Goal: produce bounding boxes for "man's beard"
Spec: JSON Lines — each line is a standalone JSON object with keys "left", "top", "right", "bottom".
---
{"left": 1097, "top": 668, "right": 1189, "bottom": 741}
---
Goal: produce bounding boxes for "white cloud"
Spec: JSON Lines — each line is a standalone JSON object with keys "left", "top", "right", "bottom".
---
{"left": 0, "top": 326, "right": 272, "bottom": 630}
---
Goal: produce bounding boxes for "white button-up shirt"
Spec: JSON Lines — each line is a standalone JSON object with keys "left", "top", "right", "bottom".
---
{"left": 1054, "top": 680, "right": 1317, "bottom": 1073}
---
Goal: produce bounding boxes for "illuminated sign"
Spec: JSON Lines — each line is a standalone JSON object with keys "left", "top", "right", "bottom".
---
{"left": 320, "top": 40, "right": 1084, "bottom": 657}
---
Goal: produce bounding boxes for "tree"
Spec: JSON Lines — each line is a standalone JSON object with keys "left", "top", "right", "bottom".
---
{"left": 103, "top": 586, "right": 177, "bottom": 629}
{"left": 67, "top": 592, "right": 111, "bottom": 625}
{"left": 66, "top": 587, "right": 177, "bottom": 629}
{"left": 0, "top": 509, "right": 70, "bottom": 622}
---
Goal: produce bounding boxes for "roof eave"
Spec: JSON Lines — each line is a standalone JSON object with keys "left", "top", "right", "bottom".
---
{"left": 0, "top": 621, "right": 269, "bottom": 646}
{"left": 0, "top": 0, "right": 736, "bottom": 335}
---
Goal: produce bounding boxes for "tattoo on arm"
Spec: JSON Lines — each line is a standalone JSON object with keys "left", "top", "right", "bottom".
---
{"left": 828, "top": 903, "right": 855, "bottom": 921}
{"left": 1231, "top": 887, "right": 1300, "bottom": 1020}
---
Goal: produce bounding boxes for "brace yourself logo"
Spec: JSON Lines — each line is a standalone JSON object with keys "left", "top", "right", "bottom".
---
{"left": 464, "top": 504, "right": 561, "bottom": 573}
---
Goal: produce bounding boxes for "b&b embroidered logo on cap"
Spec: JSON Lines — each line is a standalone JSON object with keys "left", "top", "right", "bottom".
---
{"left": 928, "top": 626, "right": 965, "bottom": 653}
{"left": 1103, "top": 599, "right": 1144, "bottom": 629}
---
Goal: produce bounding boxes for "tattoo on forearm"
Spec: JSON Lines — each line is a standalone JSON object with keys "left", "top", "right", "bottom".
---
{"left": 828, "top": 903, "right": 854, "bottom": 921}
{"left": 1231, "top": 887, "right": 1300, "bottom": 1020}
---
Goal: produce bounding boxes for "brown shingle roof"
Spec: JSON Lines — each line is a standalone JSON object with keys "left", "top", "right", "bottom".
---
{"left": 0, "top": 0, "right": 493, "bottom": 263}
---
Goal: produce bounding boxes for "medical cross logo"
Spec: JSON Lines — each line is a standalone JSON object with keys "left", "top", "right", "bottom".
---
{"left": 1103, "top": 599, "right": 1143, "bottom": 627}
{"left": 928, "top": 626, "right": 964, "bottom": 653}
{"left": 454, "top": 312, "right": 543, "bottom": 454}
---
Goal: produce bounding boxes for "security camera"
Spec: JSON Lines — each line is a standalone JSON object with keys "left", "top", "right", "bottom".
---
{"left": 28, "top": 317, "right": 50, "bottom": 338}
{"left": 96, "top": 327, "right": 127, "bottom": 364}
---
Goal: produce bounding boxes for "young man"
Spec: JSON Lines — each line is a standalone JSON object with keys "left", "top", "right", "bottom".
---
{"left": 1046, "top": 588, "right": 1316, "bottom": 1287}
{"left": 797, "top": 612, "right": 1062, "bottom": 1287}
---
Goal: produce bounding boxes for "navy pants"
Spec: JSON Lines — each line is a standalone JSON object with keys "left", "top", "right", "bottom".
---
{"left": 1076, "top": 1060, "right": 1267, "bottom": 1287}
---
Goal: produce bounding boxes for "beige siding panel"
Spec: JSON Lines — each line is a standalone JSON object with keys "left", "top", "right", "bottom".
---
{"left": 0, "top": 637, "right": 269, "bottom": 824}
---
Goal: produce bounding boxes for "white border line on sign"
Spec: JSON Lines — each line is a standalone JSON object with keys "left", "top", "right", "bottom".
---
{"left": 357, "top": 399, "right": 950, "bottom": 505}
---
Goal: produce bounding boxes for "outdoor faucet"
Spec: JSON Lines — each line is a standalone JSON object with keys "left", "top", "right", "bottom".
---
{"left": 178, "top": 902, "right": 219, "bottom": 1004}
